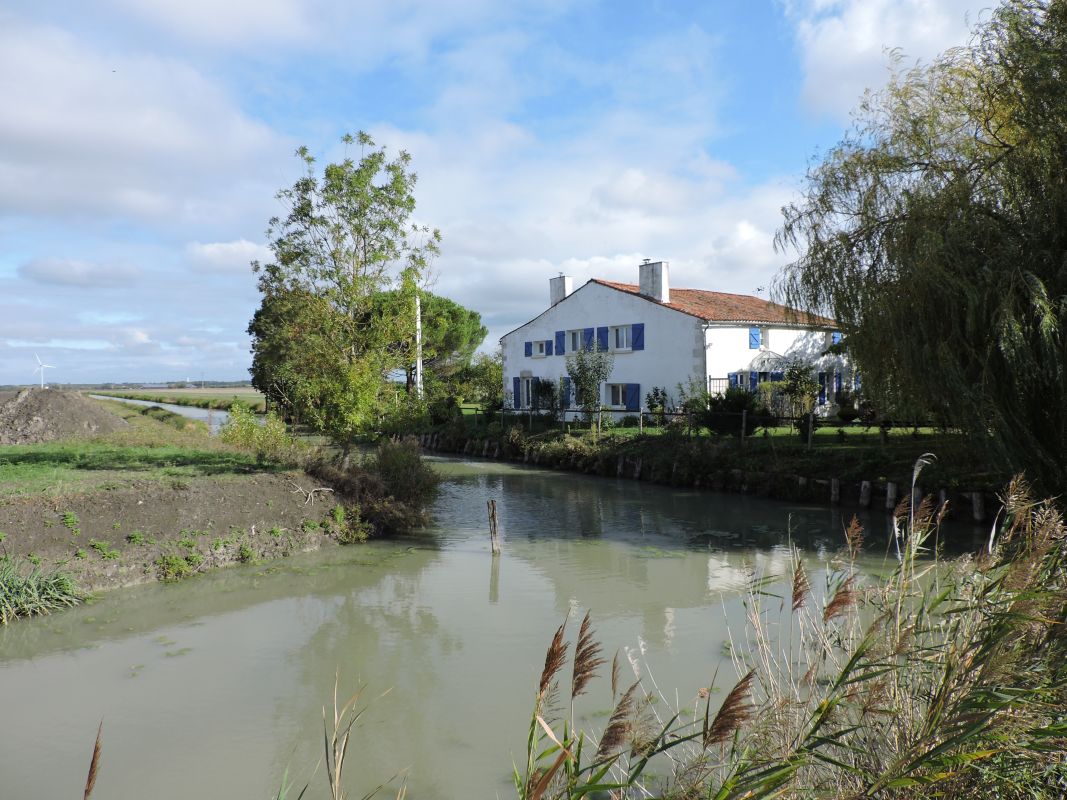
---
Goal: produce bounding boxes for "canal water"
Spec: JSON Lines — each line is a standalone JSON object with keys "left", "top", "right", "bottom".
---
{"left": 0, "top": 456, "right": 978, "bottom": 799}
{"left": 89, "top": 394, "right": 233, "bottom": 433}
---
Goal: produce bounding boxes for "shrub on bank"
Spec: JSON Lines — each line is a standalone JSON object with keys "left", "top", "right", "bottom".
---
{"left": 366, "top": 437, "right": 439, "bottom": 509}
{"left": 219, "top": 400, "right": 295, "bottom": 462}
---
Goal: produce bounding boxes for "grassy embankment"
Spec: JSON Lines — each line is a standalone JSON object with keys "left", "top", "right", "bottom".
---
{"left": 0, "top": 399, "right": 437, "bottom": 623}
{"left": 0, "top": 404, "right": 264, "bottom": 499}
{"left": 426, "top": 411, "right": 1009, "bottom": 500}
{"left": 93, "top": 387, "right": 266, "bottom": 412}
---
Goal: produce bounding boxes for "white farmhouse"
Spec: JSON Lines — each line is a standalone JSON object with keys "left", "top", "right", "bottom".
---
{"left": 500, "top": 260, "right": 849, "bottom": 418}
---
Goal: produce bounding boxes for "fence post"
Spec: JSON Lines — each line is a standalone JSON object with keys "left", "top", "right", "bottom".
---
{"left": 806, "top": 413, "right": 814, "bottom": 448}
{"left": 740, "top": 409, "right": 747, "bottom": 447}
{"left": 639, "top": 410, "right": 644, "bottom": 435}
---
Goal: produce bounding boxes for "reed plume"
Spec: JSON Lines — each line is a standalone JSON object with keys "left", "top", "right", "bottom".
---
{"left": 843, "top": 514, "right": 864, "bottom": 560}
{"left": 703, "top": 670, "right": 755, "bottom": 749}
{"left": 83, "top": 721, "right": 103, "bottom": 800}
{"left": 538, "top": 621, "right": 568, "bottom": 704}
{"left": 791, "top": 556, "right": 810, "bottom": 612}
{"left": 823, "top": 574, "right": 858, "bottom": 623}
{"left": 571, "top": 611, "right": 605, "bottom": 700}
{"left": 596, "top": 680, "right": 640, "bottom": 761}
{"left": 610, "top": 650, "right": 621, "bottom": 702}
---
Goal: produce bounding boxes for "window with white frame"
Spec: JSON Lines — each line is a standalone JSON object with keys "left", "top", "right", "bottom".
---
{"left": 534, "top": 340, "right": 546, "bottom": 357}
{"left": 521, "top": 377, "right": 532, "bottom": 408}
{"left": 611, "top": 325, "right": 632, "bottom": 351}
{"left": 568, "top": 329, "right": 583, "bottom": 352}
{"left": 607, "top": 383, "right": 627, "bottom": 408}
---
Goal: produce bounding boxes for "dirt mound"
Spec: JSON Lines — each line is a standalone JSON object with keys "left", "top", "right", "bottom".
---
{"left": 0, "top": 389, "right": 128, "bottom": 445}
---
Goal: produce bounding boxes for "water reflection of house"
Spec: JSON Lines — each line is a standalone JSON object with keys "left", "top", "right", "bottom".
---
{"left": 501, "top": 259, "right": 852, "bottom": 417}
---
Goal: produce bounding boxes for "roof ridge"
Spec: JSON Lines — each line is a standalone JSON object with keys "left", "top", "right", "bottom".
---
{"left": 588, "top": 277, "right": 835, "bottom": 326}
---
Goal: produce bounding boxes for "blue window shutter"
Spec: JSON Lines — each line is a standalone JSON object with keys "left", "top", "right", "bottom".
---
{"left": 770, "top": 371, "right": 784, "bottom": 382}
{"left": 818, "top": 372, "right": 827, "bottom": 404}
{"left": 748, "top": 327, "right": 760, "bottom": 349}
{"left": 562, "top": 376, "right": 572, "bottom": 407}
{"left": 545, "top": 340, "right": 553, "bottom": 356}
{"left": 531, "top": 377, "right": 541, "bottom": 409}
{"left": 854, "top": 372, "right": 862, "bottom": 392}
{"left": 582, "top": 327, "right": 594, "bottom": 351}
{"left": 728, "top": 373, "right": 738, "bottom": 388}
{"left": 749, "top": 371, "right": 757, "bottom": 392}
{"left": 834, "top": 372, "right": 842, "bottom": 396}
{"left": 632, "top": 323, "right": 644, "bottom": 350}
{"left": 554, "top": 330, "right": 565, "bottom": 355}
{"left": 625, "top": 383, "right": 640, "bottom": 412}
{"left": 831, "top": 331, "right": 842, "bottom": 345}
{"left": 524, "top": 341, "right": 532, "bottom": 357}
{"left": 513, "top": 377, "right": 521, "bottom": 409}
{"left": 596, "top": 326, "right": 609, "bottom": 351}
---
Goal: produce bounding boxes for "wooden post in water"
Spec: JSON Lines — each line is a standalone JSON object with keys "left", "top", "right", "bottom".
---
{"left": 859, "top": 480, "right": 872, "bottom": 508}
{"left": 487, "top": 499, "right": 501, "bottom": 555}
{"left": 886, "top": 481, "right": 898, "bottom": 511}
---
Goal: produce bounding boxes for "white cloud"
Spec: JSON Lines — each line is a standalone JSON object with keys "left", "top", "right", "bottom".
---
{"left": 0, "top": 17, "right": 289, "bottom": 228}
{"left": 786, "top": 0, "right": 989, "bottom": 118}
{"left": 108, "top": 0, "right": 311, "bottom": 46}
{"left": 186, "top": 240, "right": 271, "bottom": 273}
{"left": 18, "top": 258, "right": 139, "bottom": 288}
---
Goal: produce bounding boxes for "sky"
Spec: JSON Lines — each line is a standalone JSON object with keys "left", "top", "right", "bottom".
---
{"left": 0, "top": 0, "right": 993, "bottom": 385}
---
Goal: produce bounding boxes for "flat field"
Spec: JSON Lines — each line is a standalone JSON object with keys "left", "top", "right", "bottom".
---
{"left": 94, "top": 387, "right": 265, "bottom": 412}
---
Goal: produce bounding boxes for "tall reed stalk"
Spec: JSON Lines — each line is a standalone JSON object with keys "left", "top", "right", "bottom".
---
{"left": 516, "top": 463, "right": 1067, "bottom": 799}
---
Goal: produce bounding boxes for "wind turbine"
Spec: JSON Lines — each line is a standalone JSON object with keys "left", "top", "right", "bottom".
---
{"left": 33, "top": 353, "right": 54, "bottom": 389}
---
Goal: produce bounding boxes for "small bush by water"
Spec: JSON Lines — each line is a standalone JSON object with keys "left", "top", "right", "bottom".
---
{"left": 219, "top": 400, "right": 296, "bottom": 462}
{"left": 367, "top": 437, "right": 440, "bottom": 508}
{"left": 0, "top": 556, "right": 81, "bottom": 624}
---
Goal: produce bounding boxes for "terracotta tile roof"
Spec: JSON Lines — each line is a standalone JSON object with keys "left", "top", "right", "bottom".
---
{"left": 591, "top": 280, "right": 836, "bottom": 327}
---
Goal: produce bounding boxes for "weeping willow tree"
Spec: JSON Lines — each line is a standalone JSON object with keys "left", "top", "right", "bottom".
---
{"left": 775, "top": 0, "right": 1067, "bottom": 491}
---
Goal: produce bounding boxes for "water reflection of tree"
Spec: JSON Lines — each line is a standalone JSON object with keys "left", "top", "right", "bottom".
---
{"left": 265, "top": 546, "right": 457, "bottom": 799}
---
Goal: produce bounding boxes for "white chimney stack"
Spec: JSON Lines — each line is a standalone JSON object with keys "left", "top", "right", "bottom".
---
{"left": 638, "top": 259, "right": 669, "bottom": 303}
{"left": 549, "top": 274, "right": 573, "bottom": 306}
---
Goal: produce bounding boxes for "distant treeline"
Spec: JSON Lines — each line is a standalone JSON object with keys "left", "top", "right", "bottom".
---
{"left": 0, "top": 382, "right": 254, "bottom": 391}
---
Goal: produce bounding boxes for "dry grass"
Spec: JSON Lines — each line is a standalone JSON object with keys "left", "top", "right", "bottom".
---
{"left": 514, "top": 461, "right": 1067, "bottom": 799}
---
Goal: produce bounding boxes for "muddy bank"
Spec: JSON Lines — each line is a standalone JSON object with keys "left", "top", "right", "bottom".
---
{"left": 0, "top": 471, "right": 347, "bottom": 593}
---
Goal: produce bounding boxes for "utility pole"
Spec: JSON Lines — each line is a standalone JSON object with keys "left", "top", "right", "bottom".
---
{"left": 414, "top": 292, "right": 424, "bottom": 399}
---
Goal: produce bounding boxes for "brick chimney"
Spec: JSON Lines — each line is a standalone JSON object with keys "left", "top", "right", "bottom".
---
{"left": 638, "top": 259, "right": 669, "bottom": 303}
{"left": 549, "top": 274, "right": 573, "bottom": 306}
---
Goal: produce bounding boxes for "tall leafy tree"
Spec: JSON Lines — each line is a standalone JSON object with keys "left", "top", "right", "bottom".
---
{"left": 403, "top": 291, "right": 487, "bottom": 392}
{"left": 250, "top": 132, "right": 440, "bottom": 466}
{"left": 775, "top": 0, "right": 1067, "bottom": 490}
